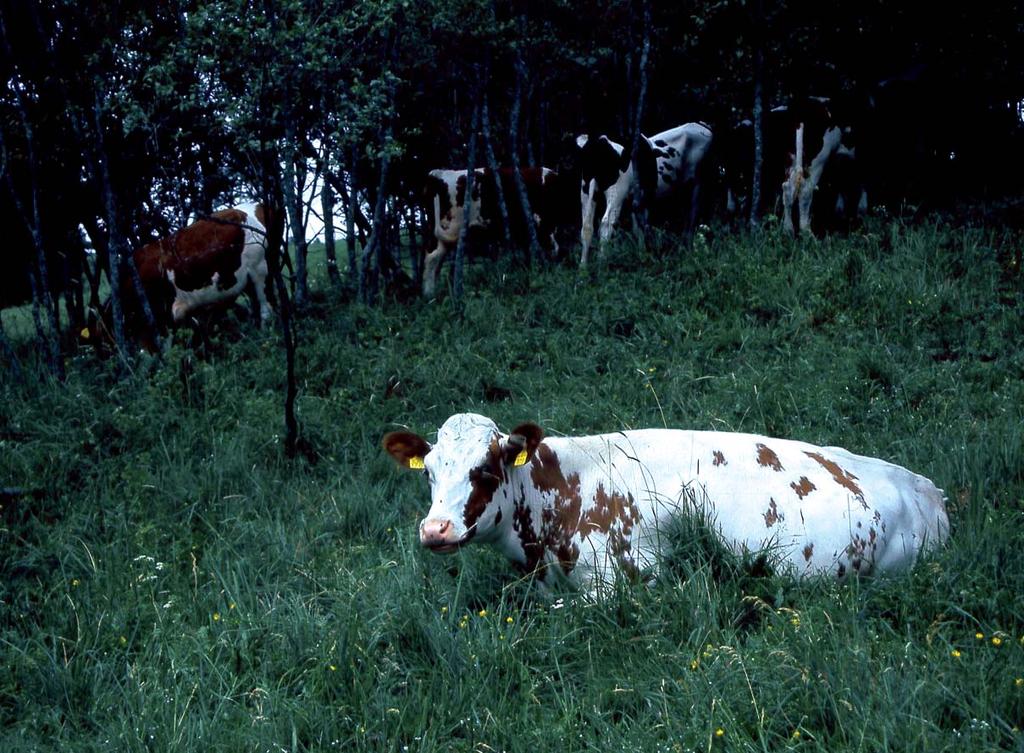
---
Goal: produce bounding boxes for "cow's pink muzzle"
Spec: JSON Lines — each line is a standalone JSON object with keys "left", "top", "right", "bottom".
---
{"left": 419, "top": 517, "right": 462, "bottom": 553}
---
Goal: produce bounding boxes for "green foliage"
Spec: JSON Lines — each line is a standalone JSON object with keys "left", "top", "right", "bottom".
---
{"left": 2, "top": 221, "right": 1024, "bottom": 750}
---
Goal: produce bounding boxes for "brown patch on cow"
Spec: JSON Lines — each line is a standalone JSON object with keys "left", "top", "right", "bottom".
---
{"left": 712, "top": 450, "right": 727, "bottom": 467}
{"left": 582, "top": 484, "right": 639, "bottom": 538}
{"left": 845, "top": 532, "right": 876, "bottom": 575}
{"left": 803, "top": 543, "right": 814, "bottom": 562}
{"left": 156, "top": 208, "right": 248, "bottom": 292}
{"left": 462, "top": 437, "right": 504, "bottom": 534}
{"left": 763, "top": 498, "right": 783, "bottom": 527}
{"left": 756, "top": 443, "right": 784, "bottom": 471}
{"left": 804, "top": 451, "right": 867, "bottom": 508}
{"left": 512, "top": 500, "right": 545, "bottom": 580}
{"left": 790, "top": 477, "right": 816, "bottom": 499}
{"left": 583, "top": 483, "right": 641, "bottom": 578}
{"left": 529, "top": 444, "right": 584, "bottom": 575}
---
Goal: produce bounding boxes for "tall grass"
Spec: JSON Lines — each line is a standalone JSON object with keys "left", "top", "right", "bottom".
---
{"left": 1, "top": 218, "right": 1022, "bottom": 751}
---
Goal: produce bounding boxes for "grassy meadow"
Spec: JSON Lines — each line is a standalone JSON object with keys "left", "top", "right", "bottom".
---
{"left": 2, "top": 217, "right": 1023, "bottom": 752}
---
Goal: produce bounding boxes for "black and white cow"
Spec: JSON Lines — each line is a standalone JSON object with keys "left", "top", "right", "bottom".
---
{"left": 576, "top": 122, "right": 713, "bottom": 264}
{"left": 719, "top": 100, "right": 864, "bottom": 235}
{"left": 422, "top": 167, "right": 566, "bottom": 298}
{"left": 778, "top": 98, "right": 864, "bottom": 236}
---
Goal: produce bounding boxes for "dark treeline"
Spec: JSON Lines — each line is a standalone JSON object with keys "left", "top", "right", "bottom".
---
{"left": 1, "top": 0, "right": 1021, "bottom": 375}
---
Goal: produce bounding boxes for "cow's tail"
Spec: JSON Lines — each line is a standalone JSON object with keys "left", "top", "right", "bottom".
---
{"left": 433, "top": 193, "right": 460, "bottom": 244}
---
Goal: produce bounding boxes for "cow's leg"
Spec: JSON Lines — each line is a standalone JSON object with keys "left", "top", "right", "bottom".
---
{"left": 598, "top": 183, "right": 629, "bottom": 260}
{"left": 249, "top": 259, "right": 271, "bottom": 326}
{"left": 422, "top": 240, "right": 450, "bottom": 298}
{"left": 797, "top": 178, "right": 814, "bottom": 235}
{"left": 580, "top": 179, "right": 598, "bottom": 266}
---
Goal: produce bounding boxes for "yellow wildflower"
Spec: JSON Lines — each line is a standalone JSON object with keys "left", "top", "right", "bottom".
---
{"left": 71, "top": 579, "right": 80, "bottom": 587}
{"left": 975, "top": 632, "right": 984, "bottom": 640}
{"left": 715, "top": 728, "right": 725, "bottom": 738}
{"left": 992, "top": 636, "right": 1003, "bottom": 646}
{"left": 690, "top": 659, "right": 699, "bottom": 671}
{"left": 328, "top": 665, "right": 337, "bottom": 672}
{"left": 478, "top": 609, "right": 488, "bottom": 618}
{"left": 951, "top": 649, "right": 961, "bottom": 658}
{"left": 213, "top": 612, "right": 221, "bottom": 622}
{"left": 1015, "top": 678, "right": 1023, "bottom": 687}
{"left": 792, "top": 729, "right": 801, "bottom": 739}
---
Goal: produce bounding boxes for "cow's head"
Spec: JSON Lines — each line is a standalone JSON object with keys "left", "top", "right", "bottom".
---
{"left": 383, "top": 413, "right": 543, "bottom": 553}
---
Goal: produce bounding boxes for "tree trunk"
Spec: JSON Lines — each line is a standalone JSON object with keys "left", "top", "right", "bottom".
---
{"left": 453, "top": 103, "right": 480, "bottom": 307}
{"left": 749, "top": 0, "right": 765, "bottom": 227}
{"left": 509, "top": 50, "right": 543, "bottom": 267}
{"left": 360, "top": 127, "right": 392, "bottom": 305}
{"left": 268, "top": 205, "right": 299, "bottom": 458}
{"left": 346, "top": 152, "right": 359, "bottom": 282}
{"left": 629, "top": 0, "right": 651, "bottom": 239}
{"left": 321, "top": 170, "right": 341, "bottom": 288}
{"left": 124, "top": 249, "right": 162, "bottom": 353}
{"left": 255, "top": 0, "right": 301, "bottom": 458}
{"left": 480, "top": 94, "right": 512, "bottom": 245}
{"left": 283, "top": 122, "right": 309, "bottom": 308}
{"left": 93, "top": 99, "right": 131, "bottom": 366}
{"left": 0, "top": 312, "right": 22, "bottom": 384}
{"left": 0, "top": 14, "right": 64, "bottom": 379}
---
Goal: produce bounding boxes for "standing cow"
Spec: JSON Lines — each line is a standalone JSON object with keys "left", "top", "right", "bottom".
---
{"left": 719, "top": 100, "right": 865, "bottom": 235}
{"left": 422, "top": 167, "right": 565, "bottom": 298}
{"left": 779, "top": 98, "right": 863, "bottom": 236}
{"left": 87, "top": 202, "right": 282, "bottom": 351}
{"left": 576, "top": 122, "right": 713, "bottom": 265}
{"left": 385, "top": 413, "right": 949, "bottom": 596}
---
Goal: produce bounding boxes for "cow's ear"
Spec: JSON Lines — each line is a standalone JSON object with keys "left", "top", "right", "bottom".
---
{"left": 575, "top": 134, "right": 589, "bottom": 149}
{"left": 383, "top": 431, "right": 432, "bottom": 470}
{"left": 502, "top": 422, "right": 544, "bottom": 468}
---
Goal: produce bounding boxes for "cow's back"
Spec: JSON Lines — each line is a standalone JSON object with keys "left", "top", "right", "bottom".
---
{"left": 541, "top": 429, "right": 947, "bottom": 579}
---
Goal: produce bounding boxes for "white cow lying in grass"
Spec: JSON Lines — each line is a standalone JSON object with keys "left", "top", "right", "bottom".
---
{"left": 384, "top": 413, "right": 949, "bottom": 594}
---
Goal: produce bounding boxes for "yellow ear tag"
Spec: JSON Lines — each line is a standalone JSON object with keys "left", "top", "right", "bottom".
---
{"left": 513, "top": 449, "right": 528, "bottom": 467}
{"left": 408, "top": 456, "right": 425, "bottom": 470}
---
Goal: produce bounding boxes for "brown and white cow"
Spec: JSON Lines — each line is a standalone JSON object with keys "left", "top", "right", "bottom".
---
{"left": 87, "top": 203, "right": 281, "bottom": 351}
{"left": 422, "top": 167, "right": 565, "bottom": 298}
{"left": 577, "top": 122, "right": 713, "bottom": 264}
{"left": 384, "top": 413, "right": 949, "bottom": 596}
